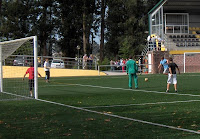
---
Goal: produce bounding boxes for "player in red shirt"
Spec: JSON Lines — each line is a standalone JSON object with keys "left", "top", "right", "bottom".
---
{"left": 23, "top": 63, "right": 42, "bottom": 97}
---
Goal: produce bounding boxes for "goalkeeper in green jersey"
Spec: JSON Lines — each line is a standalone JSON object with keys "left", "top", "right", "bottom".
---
{"left": 126, "top": 55, "right": 138, "bottom": 89}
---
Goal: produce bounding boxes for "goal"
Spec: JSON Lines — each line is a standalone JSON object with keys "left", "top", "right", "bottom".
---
{"left": 184, "top": 52, "right": 200, "bottom": 73}
{"left": 0, "top": 36, "right": 38, "bottom": 100}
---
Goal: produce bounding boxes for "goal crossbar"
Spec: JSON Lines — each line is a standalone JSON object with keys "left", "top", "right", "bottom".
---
{"left": 0, "top": 36, "right": 35, "bottom": 61}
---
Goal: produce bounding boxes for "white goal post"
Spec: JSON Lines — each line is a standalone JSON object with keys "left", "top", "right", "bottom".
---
{"left": 184, "top": 52, "right": 200, "bottom": 73}
{"left": 0, "top": 36, "right": 38, "bottom": 99}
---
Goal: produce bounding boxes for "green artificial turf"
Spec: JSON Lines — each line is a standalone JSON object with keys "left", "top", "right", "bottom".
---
{"left": 0, "top": 73, "right": 200, "bottom": 138}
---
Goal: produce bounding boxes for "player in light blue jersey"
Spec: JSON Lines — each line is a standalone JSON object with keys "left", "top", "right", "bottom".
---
{"left": 158, "top": 57, "right": 168, "bottom": 75}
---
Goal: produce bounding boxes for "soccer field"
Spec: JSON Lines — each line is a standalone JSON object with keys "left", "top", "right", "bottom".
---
{"left": 1, "top": 73, "right": 200, "bottom": 138}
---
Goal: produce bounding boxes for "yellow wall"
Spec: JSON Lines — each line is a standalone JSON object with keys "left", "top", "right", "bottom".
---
{"left": 170, "top": 50, "right": 200, "bottom": 55}
{"left": 3, "top": 66, "right": 106, "bottom": 78}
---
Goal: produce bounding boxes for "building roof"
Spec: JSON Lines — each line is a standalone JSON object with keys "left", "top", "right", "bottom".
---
{"left": 149, "top": 0, "right": 200, "bottom": 15}
{"left": 148, "top": 0, "right": 166, "bottom": 15}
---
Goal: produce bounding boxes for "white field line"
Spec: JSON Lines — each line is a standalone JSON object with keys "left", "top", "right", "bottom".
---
{"left": 1, "top": 91, "right": 33, "bottom": 99}
{"left": 2, "top": 91, "right": 200, "bottom": 135}
{"left": 43, "top": 83, "right": 200, "bottom": 97}
{"left": 36, "top": 98, "right": 200, "bottom": 135}
{"left": 44, "top": 83, "right": 200, "bottom": 108}
{"left": 48, "top": 74, "right": 200, "bottom": 81}
{"left": 82, "top": 100, "right": 200, "bottom": 109}
{"left": 46, "top": 74, "right": 200, "bottom": 82}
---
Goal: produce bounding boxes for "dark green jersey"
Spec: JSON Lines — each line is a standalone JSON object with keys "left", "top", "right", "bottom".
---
{"left": 126, "top": 59, "right": 138, "bottom": 74}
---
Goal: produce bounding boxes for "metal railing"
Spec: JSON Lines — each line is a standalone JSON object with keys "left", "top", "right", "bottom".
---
{"left": 4, "top": 55, "right": 98, "bottom": 70}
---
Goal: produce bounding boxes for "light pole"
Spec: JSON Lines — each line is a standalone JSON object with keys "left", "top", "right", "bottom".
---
{"left": 76, "top": 45, "right": 80, "bottom": 69}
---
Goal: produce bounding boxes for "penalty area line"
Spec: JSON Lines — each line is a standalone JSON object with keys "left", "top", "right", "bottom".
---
{"left": 82, "top": 99, "right": 200, "bottom": 109}
{"left": 36, "top": 98, "right": 200, "bottom": 135}
{"left": 45, "top": 83, "right": 200, "bottom": 98}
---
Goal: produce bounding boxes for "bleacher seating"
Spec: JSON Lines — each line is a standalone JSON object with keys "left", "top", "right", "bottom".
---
{"left": 169, "top": 34, "right": 200, "bottom": 47}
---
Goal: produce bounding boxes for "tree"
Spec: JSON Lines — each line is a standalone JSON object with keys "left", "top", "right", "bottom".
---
{"left": 32, "top": 0, "right": 56, "bottom": 56}
{"left": 0, "top": 0, "right": 57, "bottom": 56}
{"left": 0, "top": 0, "right": 2, "bottom": 14}
{"left": 105, "top": 0, "right": 129, "bottom": 59}
{"left": 0, "top": 0, "right": 159, "bottom": 59}
{"left": 82, "top": 0, "right": 97, "bottom": 55}
{"left": 55, "top": 0, "right": 82, "bottom": 57}
{"left": 0, "top": 1, "right": 31, "bottom": 40}
{"left": 55, "top": 0, "right": 97, "bottom": 57}
{"left": 105, "top": 0, "right": 149, "bottom": 60}
{"left": 99, "top": 0, "right": 106, "bottom": 62}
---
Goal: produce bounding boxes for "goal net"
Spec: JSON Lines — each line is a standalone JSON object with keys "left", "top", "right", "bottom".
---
{"left": 0, "top": 36, "right": 38, "bottom": 100}
{"left": 184, "top": 52, "right": 200, "bottom": 73}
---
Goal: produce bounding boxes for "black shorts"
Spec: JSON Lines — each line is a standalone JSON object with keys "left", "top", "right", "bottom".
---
{"left": 45, "top": 71, "right": 50, "bottom": 80}
{"left": 29, "top": 79, "right": 34, "bottom": 91}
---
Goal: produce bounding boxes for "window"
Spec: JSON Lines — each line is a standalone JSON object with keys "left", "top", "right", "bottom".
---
{"left": 165, "top": 13, "right": 189, "bottom": 34}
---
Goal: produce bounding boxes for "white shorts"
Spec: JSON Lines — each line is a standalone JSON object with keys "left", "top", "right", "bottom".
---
{"left": 167, "top": 74, "right": 177, "bottom": 84}
{"left": 163, "top": 68, "right": 169, "bottom": 74}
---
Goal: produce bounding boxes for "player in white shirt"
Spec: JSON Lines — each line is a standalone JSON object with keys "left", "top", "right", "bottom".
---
{"left": 83, "top": 54, "right": 88, "bottom": 69}
{"left": 44, "top": 58, "right": 50, "bottom": 83}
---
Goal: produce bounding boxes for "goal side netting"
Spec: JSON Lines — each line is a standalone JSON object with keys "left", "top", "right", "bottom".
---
{"left": 0, "top": 36, "right": 38, "bottom": 100}
{"left": 184, "top": 52, "right": 200, "bottom": 73}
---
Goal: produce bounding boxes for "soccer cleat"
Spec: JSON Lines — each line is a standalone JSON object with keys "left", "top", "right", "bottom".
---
{"left": 129, "top": 87, "right": 132, "bottom": 89}
{"left": 175, "top": 90, "right": 178, "bottom": 92}
{"left": 166, "top": 90, "right": 169, "bottom": 93}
